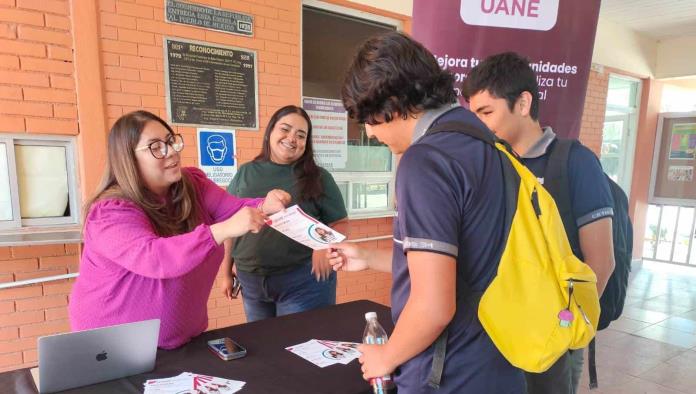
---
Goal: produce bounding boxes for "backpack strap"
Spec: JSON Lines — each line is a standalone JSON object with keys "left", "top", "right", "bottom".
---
{"left": 424, "top": 120, "right": 518, "bottom": 389}
{"left": 427, "top": 290, "right": 466, "bottom": 388}
{"left": 588, "top": 338, "right": 598, "bottom": 389}
{"left": 426, "top": 121, "right": 517, "bottom": 157}
{"left": 427, "top": 331, "right": 448, "bottom": 389}
{"left": 544, "top": 139, "right": 581, "bottom": 258}
{"left": 427, "top": 283, "right": 483, "bottom": 389}
{"left": 427, "top": 121, "right": 496, "bottom": 144}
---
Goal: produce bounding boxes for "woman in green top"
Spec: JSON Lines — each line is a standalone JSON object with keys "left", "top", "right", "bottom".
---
{"left": 223, "top": 105, "right": 348, "bottom": 322}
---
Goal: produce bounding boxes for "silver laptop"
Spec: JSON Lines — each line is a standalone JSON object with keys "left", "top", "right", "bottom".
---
{"left": 35, "top": 319, "right": 160, "bottom": 393}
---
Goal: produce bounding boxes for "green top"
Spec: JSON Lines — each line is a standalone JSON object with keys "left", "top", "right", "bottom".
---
{"left": 227, "top": 160, "right": 347, "bottom": 275}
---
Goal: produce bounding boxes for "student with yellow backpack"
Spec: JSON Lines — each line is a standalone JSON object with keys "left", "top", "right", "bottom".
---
{"left": 328, "top": 31, "right": 600, "bottom": 394}
{"left": 463, "top": 52, "right": 616, "bottom": 394}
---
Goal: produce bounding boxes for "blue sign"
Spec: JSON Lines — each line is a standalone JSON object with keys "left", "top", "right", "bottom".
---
{"left": 197, "top": 129, "right": 237, "bottom": 185}
{"left": 199, "top": 131, "right": 235, "bottom": 166}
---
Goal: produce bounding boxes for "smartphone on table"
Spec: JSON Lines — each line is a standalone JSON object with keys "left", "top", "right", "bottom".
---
{"left": 207, "top": 337, "right": 247, "bottom": 361}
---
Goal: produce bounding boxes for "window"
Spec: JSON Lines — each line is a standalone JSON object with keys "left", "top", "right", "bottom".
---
{"left": 302, "top": 1, "right": 401, "bottom": 218}
{"left": 600, "top": 75, "right": 641, "bottom": 196}
{"left": 0, "top": 134, "right": 80, "bottom": 231}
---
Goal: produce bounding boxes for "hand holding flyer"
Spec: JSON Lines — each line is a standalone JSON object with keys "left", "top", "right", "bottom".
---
{"left": 266, "top": 205, "right": 346, "bottom": 250}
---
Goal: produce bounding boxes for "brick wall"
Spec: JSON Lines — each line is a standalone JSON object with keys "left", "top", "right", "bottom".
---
{"left": 578, "top": 66, "right": 610, "bottom": 156}
{"left": 0, "top": 244, "right": 79, "bottom": 371}
{"left": 0, "top": 0, "right": 80, "bottom": 372}
{"left": 0, "top": 0, "right": 77, "bottom": 135}
{"left": 0, "top": 0, "right": 399, "bottom": 372}
{"left": 97, "top": 0, "right": 305, "bottom": 163}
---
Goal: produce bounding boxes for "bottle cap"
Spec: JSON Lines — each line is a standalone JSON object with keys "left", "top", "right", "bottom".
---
{"left": 365, "top": 312, "right": 377, "bottom": 321}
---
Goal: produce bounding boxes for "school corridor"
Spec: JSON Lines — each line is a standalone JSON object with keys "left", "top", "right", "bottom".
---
{"left": 578, "top": 260, "right": 696, "bottom": 394}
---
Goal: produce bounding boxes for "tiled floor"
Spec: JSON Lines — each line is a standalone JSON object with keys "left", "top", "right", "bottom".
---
{"left": 577, "top": 260, "right": 696, "bottom": 394}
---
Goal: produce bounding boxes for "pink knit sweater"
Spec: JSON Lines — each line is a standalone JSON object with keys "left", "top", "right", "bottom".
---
{"left": 69, "top": 167, "right": 262, "bottom": 349}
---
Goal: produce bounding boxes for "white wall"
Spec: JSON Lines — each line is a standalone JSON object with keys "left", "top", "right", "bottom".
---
{"left": 592, "top": 17, "right": 658, "bottom": 77}
{"left": 656, "top": 36, "right": 696, "bottom": 79}
{"left": 349, "top": 0, "right": 412, "bottom": 16}
{"left": 661, "top": 82, "right": 696, "bottom": 112}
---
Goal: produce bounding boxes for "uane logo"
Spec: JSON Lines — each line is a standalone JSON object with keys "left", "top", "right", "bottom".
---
{"left": 96, "top": 351, "right": 108, "bottom": 362}
{"left": 460, "top": 0, "right": 559, "bottom": 31}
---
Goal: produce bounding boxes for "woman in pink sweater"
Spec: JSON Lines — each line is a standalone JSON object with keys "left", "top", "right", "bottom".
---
{"left": 69, "top": 111, "right": 289, "bottom": 349}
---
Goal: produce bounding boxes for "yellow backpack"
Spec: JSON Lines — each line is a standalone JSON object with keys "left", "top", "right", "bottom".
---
{"left": 426, "top": 121, "right": 600, "bottom": 382}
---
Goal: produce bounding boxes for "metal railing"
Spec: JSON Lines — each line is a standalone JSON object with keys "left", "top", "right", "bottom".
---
{"left": 0, "top": 235, "right": 394, "bottom": 290}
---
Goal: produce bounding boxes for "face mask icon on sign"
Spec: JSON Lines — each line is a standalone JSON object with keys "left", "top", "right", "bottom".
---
{"left": 206, "top": 134, "right": 228, "bottom": 164}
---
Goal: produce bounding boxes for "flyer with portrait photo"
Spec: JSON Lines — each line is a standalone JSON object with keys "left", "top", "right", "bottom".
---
{"left": 266, "top": 205, "right": 345, "bottom": 250}
{"left": 285, "top": 339, "right": 361, "bottom": 368}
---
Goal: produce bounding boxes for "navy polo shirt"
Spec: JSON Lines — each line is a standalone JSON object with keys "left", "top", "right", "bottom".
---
{"left": 520, "top": 127, "right": 614, "bottom": 238}
{"left": 391, "top": 106, "right": 525, "bottom": 393}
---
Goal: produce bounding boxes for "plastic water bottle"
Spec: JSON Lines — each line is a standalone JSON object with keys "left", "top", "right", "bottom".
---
{"left": 363, "top": 312, "right": 395, "bottom": 394}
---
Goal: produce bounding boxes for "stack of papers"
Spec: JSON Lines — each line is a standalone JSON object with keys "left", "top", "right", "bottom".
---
{"left": 143, "top": 372, "right": 245, "bottom": 393}
{"left": 286, "top": 339, "right": 361, "bottom": 368}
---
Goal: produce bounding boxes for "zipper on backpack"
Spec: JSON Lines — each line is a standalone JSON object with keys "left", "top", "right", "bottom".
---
{"left": 531, "top": 188, "right": 542, "bottom": 217}
{"left": 575, "top": 301, "right": 591, "bottom": 325}
{"left": 566, "top": 279, "right": 591, "bottom": 325}
{"left": 559, "top": 278, "right": 592, "bottom": 327}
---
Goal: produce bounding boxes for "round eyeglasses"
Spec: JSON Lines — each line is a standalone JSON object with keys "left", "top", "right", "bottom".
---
{"left": 135, "top": 134, "right": 184, "bottom": 159}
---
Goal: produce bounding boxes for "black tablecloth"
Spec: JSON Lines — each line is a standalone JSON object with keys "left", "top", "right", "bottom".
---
{"left": 1, "top": 300, "right": 394, "bottom": 394}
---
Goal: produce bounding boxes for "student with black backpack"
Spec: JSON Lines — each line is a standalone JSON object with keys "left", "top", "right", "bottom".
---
{"left": 462, "top": 52, "right": 617, "bottom": 394}
{"left": 543, "top": 130, "right": 633, "bottom": 390}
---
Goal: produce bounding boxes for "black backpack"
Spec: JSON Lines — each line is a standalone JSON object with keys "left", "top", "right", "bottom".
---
{"left": 544, "top": 138, "right": 633, "bottom": 389}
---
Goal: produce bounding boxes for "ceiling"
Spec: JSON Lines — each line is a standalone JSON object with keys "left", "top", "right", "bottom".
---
{"left": 600, "top": 0, "right": 696, "bottom": 39}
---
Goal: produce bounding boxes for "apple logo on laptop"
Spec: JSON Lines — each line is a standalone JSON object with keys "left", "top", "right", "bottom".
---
{"left": 96, "top": 351, "right": 108, "bottom": 362}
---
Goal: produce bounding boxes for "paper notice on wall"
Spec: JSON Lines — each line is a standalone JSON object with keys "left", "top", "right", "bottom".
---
{"left": 266, "top": 205, "right": 345, "bottom": 250}
{"left": 303, "top": 97, "right": 348, "bottom": 170}
{"left": 669, "top": 123, "right": 696, "bottom": 159}
{"left": 668, "top": 165, "right": 694, "bottom": 182}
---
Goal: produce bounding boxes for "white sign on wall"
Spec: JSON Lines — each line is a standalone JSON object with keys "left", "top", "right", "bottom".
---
{"left": 302, "top": 97, "right": 348, "bottom": 170}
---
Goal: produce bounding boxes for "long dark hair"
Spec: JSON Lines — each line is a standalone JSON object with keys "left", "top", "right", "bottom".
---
{"left": 255, "top": 105, "right": 322, "bottom": 202}
{"left": 84, "top": 111, "right": 203, "bottom": 236}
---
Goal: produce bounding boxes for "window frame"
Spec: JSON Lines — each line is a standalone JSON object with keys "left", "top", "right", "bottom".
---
{"left": 332, "top": 166, "right": 396, "bottom": 219}
{"left": 601, "top": 73, "right": 642, "bottom": 196}
{"left": 0, "top": 133, "right": 81, "bottom": 232}
{"left": 301, "top": 0, "right": 402, "bottom": 219}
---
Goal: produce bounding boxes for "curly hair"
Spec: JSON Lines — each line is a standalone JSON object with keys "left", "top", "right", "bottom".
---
{"left": 461, "top": 52, "right": 540, "bottom": 120}
{"left": 341, "top": 31, "right": 457, "bottom": 125}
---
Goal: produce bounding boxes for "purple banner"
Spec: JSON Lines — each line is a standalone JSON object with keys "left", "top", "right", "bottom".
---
{"left": 413, "top": 0, "right": 601, "bottom": 139}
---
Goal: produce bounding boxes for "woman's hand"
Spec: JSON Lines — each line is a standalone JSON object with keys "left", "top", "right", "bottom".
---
{"left": 311, "top": 249, "right": 333, "bottom": 281}
{"left": 221, "top": 271, "right": 240, "bottom": 300}
{"left": 224, "top": 207, "right": 267, "bottom": 238}
{"left": 261, "top": 189, "right": 291, "bottom": 215}
{"left": 326, "top": 242, "right": 370, "bottom": 272}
